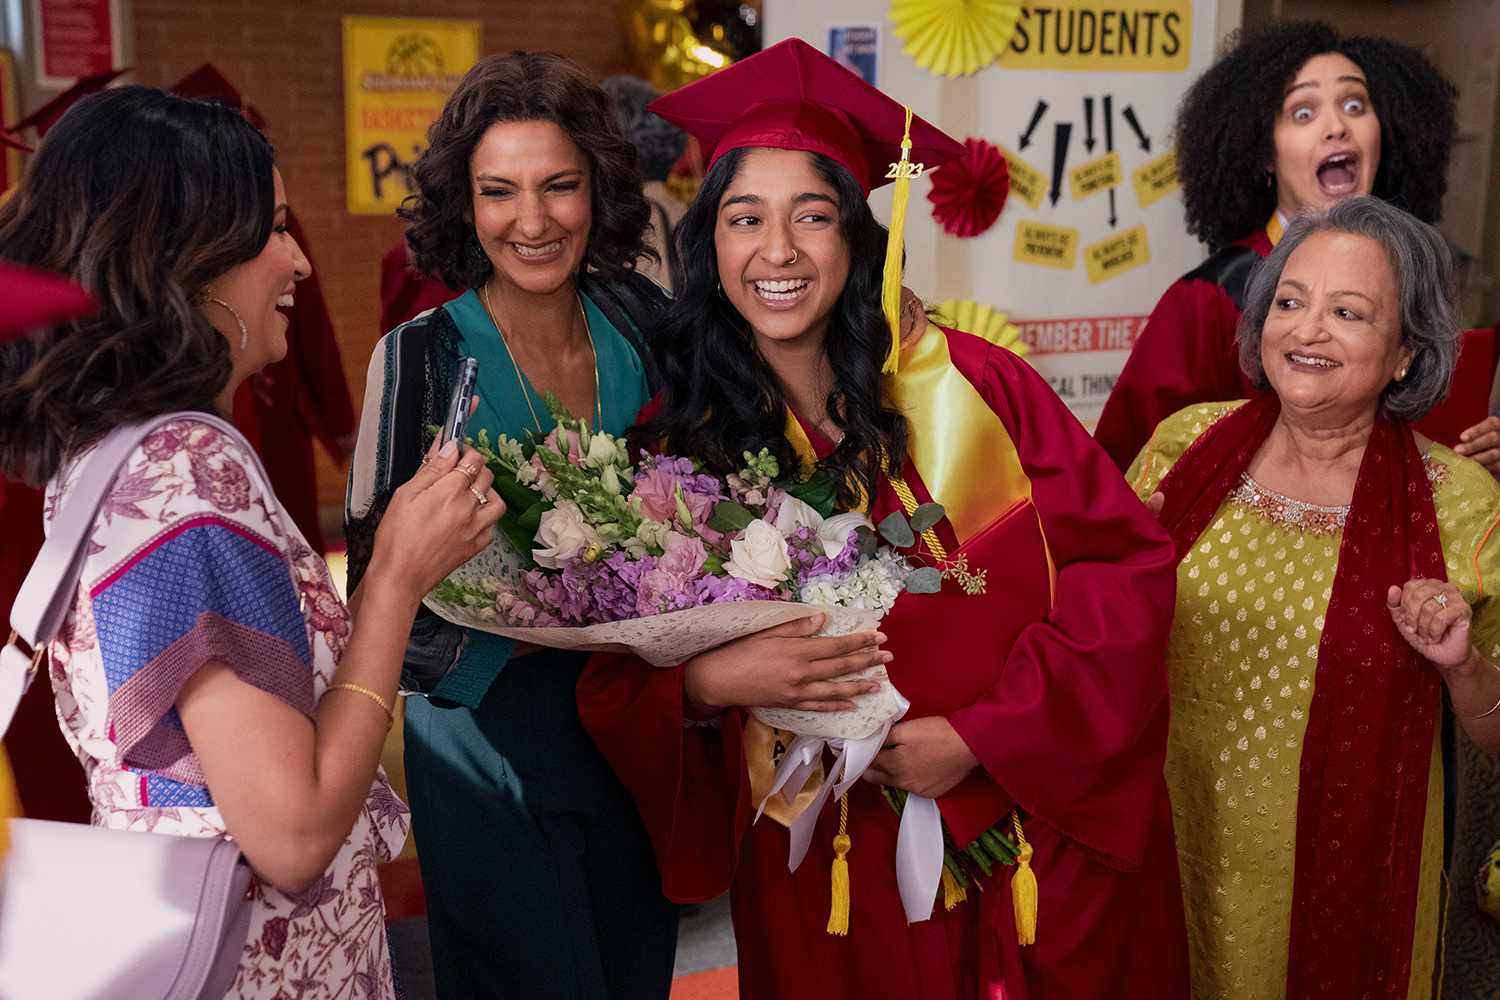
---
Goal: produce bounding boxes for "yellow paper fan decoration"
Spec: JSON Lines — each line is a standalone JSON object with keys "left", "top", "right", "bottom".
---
{"left": 937, "top": 298, "right": 1028, "bottom": 356}
{"left": 890, "top": 0, "right": 1023, "bottom": 78}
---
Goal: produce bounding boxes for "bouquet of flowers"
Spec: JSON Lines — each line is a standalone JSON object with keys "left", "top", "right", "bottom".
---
{"left": 424, "top": 399, "right": 945, "bottom": 740}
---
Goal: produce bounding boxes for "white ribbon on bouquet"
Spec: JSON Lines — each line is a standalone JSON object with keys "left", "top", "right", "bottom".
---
{"left": 753, "top": 690, "right": 947, "bottom": 925}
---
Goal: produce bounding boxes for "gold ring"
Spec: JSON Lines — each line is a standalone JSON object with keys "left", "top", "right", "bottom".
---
{"left": 456, "top": 463, "right": 479, "bottom": 484}
{"left": 469, "top": 486, "right": 488, "bottom": 507}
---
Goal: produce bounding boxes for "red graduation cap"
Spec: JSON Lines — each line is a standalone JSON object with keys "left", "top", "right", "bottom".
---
{"left": 7, "top": 67, "right": 128, "bottom": 138}
{"left": 171, "top": 64, "right": 268, "bottom": 130}
{"left": 647, "top": 37, "right": 964, "bottom": 373}
{"left": 0, "top": 263, "right": 97, "bottom": 342}
{"left": 648, "top": 37, "right": 962, "bottom": 196}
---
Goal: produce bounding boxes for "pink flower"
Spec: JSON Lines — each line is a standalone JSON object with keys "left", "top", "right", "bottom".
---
{"left": 543, "top": 425, "right": 586, "bottom": 465}
{"left": 659, "top": 533, "right": 708, "bottom": 577}
{"left": 634, "top": 466, "right": 714, "bottom": 527}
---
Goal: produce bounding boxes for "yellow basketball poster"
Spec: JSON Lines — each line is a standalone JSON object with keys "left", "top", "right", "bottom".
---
{"left": 343, "top": 16, "right": 480, "bottom": 215}
{"left": 1, "top": 50, "right": 21, "bottom": 193}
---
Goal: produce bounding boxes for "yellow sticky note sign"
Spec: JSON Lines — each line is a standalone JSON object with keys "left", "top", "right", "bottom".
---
{"left": 1000, "top": 146, "right": 1046, "bottom": 210}
{"left": 1085, "top": 225, "right": 1151, "bottom": 284}
{"left": 1069, "top": 151, "right": 1121, "bottom": 201}
{"left": 1132, "top": 148, "right": 1180, "bottom": 209}
{"left": 1000, "top": 0, "right": 1193, "bottom": 73}
{"left": 1014, "top": 221, "right": 1080, "bottom": 271}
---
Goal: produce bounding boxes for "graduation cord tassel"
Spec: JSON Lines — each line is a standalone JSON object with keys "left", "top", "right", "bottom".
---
{"left": 880, "top": 106, "right": 919, "bottom": 375}
{"left": 941, "top": 864, "right": 967, "bottom": 910}
{"left": 828, "top": 794, "right": 852, "bottom": 935}
{"left": 1010, "top": 809, "right": 1038, "bottom": 946}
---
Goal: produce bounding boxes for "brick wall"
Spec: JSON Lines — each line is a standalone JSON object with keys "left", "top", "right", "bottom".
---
{"left": 131, "top": 0, "right": 633, "bottom": 532}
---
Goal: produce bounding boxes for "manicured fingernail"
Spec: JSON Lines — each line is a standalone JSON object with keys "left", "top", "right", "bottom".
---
{"left": 880, "top": 652, "right": 894, "bottom": 663}
{"left": 874, "top": 632, "right": 888, "bottom": 643}
{"left": 440, "top": 440, "right": 458, "bottom": 458}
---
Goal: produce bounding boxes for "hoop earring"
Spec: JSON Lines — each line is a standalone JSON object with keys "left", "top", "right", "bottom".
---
{"left": 203, "top": 293, "right": 248, "bottom": 352}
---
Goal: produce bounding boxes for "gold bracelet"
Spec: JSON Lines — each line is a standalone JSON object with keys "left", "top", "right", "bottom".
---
{"left": 325, "top": 682, "right": 395, "bottom": 725}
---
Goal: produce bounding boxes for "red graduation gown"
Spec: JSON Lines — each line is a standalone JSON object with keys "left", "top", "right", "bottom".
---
{"left": 577, "top": 333, "right": 1189, "bottom": 1000}
{"left": 1093, "top": 232, "right": 1268, "bottom": 472}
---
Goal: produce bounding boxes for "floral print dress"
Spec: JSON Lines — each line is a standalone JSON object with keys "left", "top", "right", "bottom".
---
{"left": 44, "top": 417, "right": 410, "bottom": 1000}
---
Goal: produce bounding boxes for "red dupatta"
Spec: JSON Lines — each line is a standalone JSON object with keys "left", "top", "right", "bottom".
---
{"left": 1155, "top": 395, "right": 1445, "bottom": 997}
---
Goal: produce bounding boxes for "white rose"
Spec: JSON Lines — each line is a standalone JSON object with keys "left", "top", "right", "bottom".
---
{"left": 774, "top": 495, "right": 824, "bottom": 536}
{"left": 533, "top": 500, "right": 600, "bottom": 569}
{"left": 725, "top": 518, "right": 793, "bottom": 589}
{"left": 818, "top": 511, "right": 872, "bottom": 558}
{"left": 585, "top": 432, "right": 622, "bottom": 469}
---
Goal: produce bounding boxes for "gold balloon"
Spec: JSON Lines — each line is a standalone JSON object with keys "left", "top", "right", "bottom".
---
{"left": 620, "top": 0, "right": 737, "bottom": 93}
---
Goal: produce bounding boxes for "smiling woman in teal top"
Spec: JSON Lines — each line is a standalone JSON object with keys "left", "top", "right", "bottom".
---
{"left": 345, "top": 53, "right": 676, "bottom": 1000}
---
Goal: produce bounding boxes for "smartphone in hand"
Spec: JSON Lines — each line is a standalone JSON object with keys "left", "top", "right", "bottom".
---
{"left": 440, "top": 357, "right": 480, "bottom": 450}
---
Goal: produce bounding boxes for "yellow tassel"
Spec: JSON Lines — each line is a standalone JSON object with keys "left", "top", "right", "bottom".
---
{"left": 880, "top": 106, "right": 917, "bottom": 375}
{"left": 827, "top": 795, "right": 852, "bottom": 935}
{"left": 1010, "top": 810, "right": 1038, "bottom": 946}
{"left": 941, "top": 865, "right": 967, "bottom": 910}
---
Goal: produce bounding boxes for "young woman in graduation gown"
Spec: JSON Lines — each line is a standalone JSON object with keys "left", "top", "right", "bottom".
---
{"left": 576, "top": 39, "right": 1189, "bottom": 1000}
{"left": 1093, "top": 21, "right": 1475, "bottom": 472}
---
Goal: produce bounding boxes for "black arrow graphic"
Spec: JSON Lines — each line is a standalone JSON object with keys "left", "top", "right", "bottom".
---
{"left": 1018, "top": 100, "right": 1048, "bottom": 151}
{"left": 1049, "top": 122, "right": 1072, "bottom": 207}
{"left": 1107, "top": 188, "right": 1118, "bottom": 228}
{"left": 1103, "top": 95, "right": 1115, "bottom": 153}
{"left": 1083, "top": 97, "right": 1096, "bottom": 153}
{"left": 1122, "top": 105, "right": 1152, "bottom": 151}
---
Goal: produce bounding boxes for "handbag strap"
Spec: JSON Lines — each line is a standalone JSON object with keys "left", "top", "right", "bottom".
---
{"left": 2, "top": 412, "right": 277, "bottom": 737}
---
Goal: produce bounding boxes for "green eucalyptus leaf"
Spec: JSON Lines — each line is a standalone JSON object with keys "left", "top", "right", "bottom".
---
{"left": 878, "top": 511, "right": 916, "bottom": 548}
{"left": 909, "top": 503, "right": 945, "bottom": 534}
{"left": 907, "top": 566, "right": 943, "bottom": 593}
{"left": 708, "top": 501, "right": 756, "bottom": 533}
{"left": 518, "top": 501, "right": 545, "bottom": 534}
{"left": 854, "top": 525, "right": 878, "bottom": 558}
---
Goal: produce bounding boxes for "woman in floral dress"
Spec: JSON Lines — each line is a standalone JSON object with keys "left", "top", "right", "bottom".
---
{"left": 0, "top": 88, "right": 502, "bottom": 998}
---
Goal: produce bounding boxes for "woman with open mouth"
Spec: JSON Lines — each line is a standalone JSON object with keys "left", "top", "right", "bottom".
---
{"left": 1094, "top": 21, "right": 1465, "bottom": 475}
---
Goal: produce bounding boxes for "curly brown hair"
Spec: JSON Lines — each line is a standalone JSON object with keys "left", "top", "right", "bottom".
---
{"left": 400, "top": 51, "right": 655, "bottom": 291}
{"left": 1175, "top": 21, "right": 1457, "bottom": 250}
{"left": 0, "top": 86, "right": 275, "bottom": 485}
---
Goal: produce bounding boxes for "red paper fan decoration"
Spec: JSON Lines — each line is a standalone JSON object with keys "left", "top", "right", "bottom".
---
{"left": 927, "top": 137, "right": 1009, "bottom": 238}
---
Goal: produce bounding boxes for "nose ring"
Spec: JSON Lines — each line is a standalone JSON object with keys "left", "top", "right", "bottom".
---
{"left": 787, "top": 249, "right": 799, "bottom": 265}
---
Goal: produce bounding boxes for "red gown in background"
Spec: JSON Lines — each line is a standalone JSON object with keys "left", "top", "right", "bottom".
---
{"left": 1095, "top": 227, "right": 1498, "bottom": 473}
{"left": 379, "top": 239, "right": 452, "bottom": 335}
{"left": 578, "top": 331, "right": 1189, "bottom": 999}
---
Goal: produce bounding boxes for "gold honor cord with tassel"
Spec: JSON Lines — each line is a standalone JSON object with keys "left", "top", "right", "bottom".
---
{"left": 1010, "top": 811, "right": 1038, "bottom": 946}
{"left": 891, "top": 470, "right": 1039, "bottom": 948}
{"left": 828, "top": 795, "right": 852, "bottom": 935}
{"left": 880, "top": 106, "right": 922, "bottom": 375}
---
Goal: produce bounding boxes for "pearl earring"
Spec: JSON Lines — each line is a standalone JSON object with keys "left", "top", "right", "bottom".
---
{"left": 203, "top": 292, "right": 249, "bottom": 352}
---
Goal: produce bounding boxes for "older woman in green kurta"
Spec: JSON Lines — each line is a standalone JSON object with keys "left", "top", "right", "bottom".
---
{"left": 1130, "top": 198, "right": 1500, "bottom": 999}
{"left": 344, "top": 53, "right": 678, "bottom": 999}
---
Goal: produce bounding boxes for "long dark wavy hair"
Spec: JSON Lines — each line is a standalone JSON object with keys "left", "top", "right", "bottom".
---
{"left": 636, "top": 149, "right": 908, "bottom": 508}
{"left": 0, "top": 86, "right": 276, "bottom": 485}
{"left": 1176, "top": 21, "right": 1456, "bottom": 250}
{"left": 401, "top": 51, "right": 655, "bottom": 290}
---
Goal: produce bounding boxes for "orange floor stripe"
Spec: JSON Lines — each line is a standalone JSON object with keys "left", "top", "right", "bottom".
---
{"left": 670, "top": 965, "right": 738, "bottom": 1000}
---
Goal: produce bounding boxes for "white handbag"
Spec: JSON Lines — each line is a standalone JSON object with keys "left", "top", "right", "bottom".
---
{"left": 0, "top": 413, "right": 261, "bottom": 1000}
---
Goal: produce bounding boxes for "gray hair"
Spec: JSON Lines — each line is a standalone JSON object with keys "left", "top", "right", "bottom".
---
{"left": 1237, "top": 196, "right": 1460, "bottom": 422}
{"left": 600, "top": 75, "right": 687, "bottom": 183}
